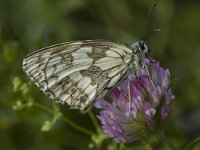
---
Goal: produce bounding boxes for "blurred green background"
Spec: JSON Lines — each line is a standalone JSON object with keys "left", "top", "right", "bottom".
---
{"left": 0, "top": 0, "right": 200, "bottom": 149}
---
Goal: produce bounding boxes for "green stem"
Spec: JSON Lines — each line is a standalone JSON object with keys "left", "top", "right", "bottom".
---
{"left": 88, "top": 110, "right": 100, "bottom": 133}
{"left": 34, "top": 102, "right": 54, "bottom": 114}
{"left": 62, "top": 115, "right": 94, "bottom": 136}
{"left": 144, "top": 143, "right": 153, "bottom": 150}
{"left": 159, "top": 131, "right": 178, "bottom": 150}
{"left": 34, "top": 102, "right": 94, "bottom": 136}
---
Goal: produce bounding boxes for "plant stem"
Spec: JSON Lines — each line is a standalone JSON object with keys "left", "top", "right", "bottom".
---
{"left": 34, "top": 102, "right": 54, "bottom": 114}
{"left": 88, "top": 110, "right": 100, "bottom": 133}
{"left": 62, "top": 115, "right": 94, "bottom": 136}
{"left": 34, "top": 102, "right": 94, "bottom": 136}
{"left": 144, "top": 143, "right": 153, "bottom": 150}
{"left": 159, "top": 131, "right": 178, "bottom": 150}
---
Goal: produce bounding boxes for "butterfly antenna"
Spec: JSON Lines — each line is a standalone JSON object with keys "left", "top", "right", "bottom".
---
{"left": 141, "top": 1, "right": 159, "bottom": 40}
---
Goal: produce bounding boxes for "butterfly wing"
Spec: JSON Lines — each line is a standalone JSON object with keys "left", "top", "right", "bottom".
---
{"left": 23, "top": 40, "right": 133, "bottom": 111}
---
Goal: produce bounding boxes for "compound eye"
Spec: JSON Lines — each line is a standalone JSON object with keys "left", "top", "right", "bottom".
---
{"left": 139, "top": 43, "right": 145, "bottom": 51}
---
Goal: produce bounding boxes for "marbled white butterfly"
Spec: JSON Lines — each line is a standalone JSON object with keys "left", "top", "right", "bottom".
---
{"left": 22, "top": 40, "right": 150, "bottom": 111}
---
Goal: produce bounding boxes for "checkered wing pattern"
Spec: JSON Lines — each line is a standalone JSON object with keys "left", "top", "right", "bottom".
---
{"left": 23, "top": 40, "right": 133, "bottom": 111}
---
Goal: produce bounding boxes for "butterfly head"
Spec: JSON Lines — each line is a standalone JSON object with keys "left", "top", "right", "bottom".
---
{"left": 130, "top": 40, "right": 150, "bottom": 54}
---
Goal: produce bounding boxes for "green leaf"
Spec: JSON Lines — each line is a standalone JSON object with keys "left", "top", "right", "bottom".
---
{"left": 184, "top": 137, "right": 200, "bottom": 150}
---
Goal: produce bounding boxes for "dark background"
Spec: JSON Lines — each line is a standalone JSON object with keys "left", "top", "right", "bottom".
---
{"left": 0, "top": 0, "right": 200, "bottom": 149}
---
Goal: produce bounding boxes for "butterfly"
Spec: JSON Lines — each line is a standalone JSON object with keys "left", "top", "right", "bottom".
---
{"left": 22, "top": 40, "right": 150, "bottom": 111}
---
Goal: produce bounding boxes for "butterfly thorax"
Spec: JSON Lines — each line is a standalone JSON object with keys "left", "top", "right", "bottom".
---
{"left": 128, "top": 40, "right": 150, "bottom": 76}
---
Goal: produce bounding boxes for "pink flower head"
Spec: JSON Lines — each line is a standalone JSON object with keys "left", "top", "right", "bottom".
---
{"left": 95, "top": 58, "right": 175, "bottom": 143}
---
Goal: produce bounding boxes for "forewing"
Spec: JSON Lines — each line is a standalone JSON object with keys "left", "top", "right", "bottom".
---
{"left": 23, "top": 40, "right": 133, "bottom": 111}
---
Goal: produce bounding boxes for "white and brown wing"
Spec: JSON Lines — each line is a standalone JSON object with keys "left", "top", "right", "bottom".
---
{"left": 22, "top": 40, "right": 133, "bottom": 111}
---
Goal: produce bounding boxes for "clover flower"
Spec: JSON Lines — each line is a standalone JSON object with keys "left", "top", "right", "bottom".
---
{"left": 95, "top": 58, "right": 175, "bottom": 143}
